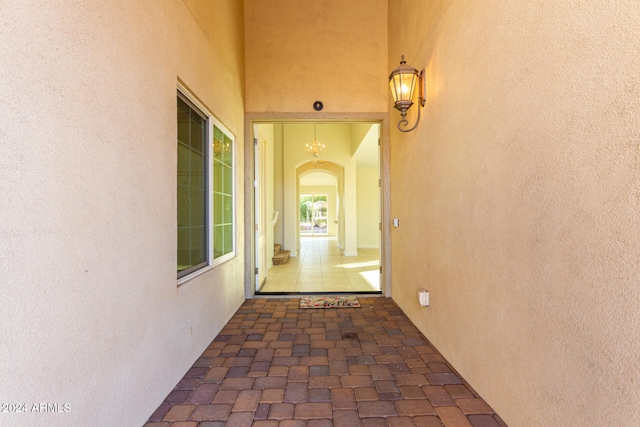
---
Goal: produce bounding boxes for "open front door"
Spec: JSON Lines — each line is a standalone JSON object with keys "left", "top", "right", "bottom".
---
{"left": 254, "top": 129, "right": 268, "bottom": 290}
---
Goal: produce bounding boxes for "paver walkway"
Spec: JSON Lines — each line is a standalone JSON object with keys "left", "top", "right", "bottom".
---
{"left": 145, "top": 297, "right": 507, "bottom": 427}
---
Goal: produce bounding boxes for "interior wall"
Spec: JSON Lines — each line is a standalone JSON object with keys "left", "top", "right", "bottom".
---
{"left": 356, "top": 168, "right": 380, "bottom": 248}
{"left": 257, "top": 124, "right": 276, "bottom": 265}
{"left": 267, "top": 126, "right": 275, "bottom": 263}
{"left": 0, "top": 1, "right": 246, "bottom": 426}
{"left": 273, "top": 124, "right": 285, "bottom": 245}
{"left": 389, "top": 1, "right": 640, "bottom": 426}
{"left": 244, "top": 0, "right": 387, "bottom": 113}
{"left": 351, "top": 124, "right": 374, "bottom": 153}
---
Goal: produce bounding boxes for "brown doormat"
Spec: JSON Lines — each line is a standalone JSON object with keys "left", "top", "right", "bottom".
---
{"left": 299, "top": 296, "right": 361, "bottom": 309}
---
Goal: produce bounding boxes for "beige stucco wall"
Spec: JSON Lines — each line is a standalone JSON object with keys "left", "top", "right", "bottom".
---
{"left": 389, "top": 1, "right": 640, "bottom": 426}
{"left": 0, "top": 1, "right": 245, "bottom": 426}
{"left": 244, "top": 0, "right": 388, "bottom": 113}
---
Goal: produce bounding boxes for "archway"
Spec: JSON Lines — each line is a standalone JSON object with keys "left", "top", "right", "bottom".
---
{"left": 296, "top": 161, "right": 352, "bottom": 255}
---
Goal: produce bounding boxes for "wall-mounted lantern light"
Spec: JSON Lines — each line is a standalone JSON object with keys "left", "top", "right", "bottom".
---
{"left": 389, "top": 55, "right": 426, "bottom": 132}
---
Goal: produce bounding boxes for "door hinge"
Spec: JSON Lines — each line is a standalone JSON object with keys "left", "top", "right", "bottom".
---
{"left": 379, "top": 266, "right": 382, "bottom": 273}
{"left": 379, "top": 222, "right": 382, "bottom": 231}
{"left": 255, "top": 267, "right": 259, "bottom": 274}
{"left": 378, "top": 179, "right": 381, "bottom": 187}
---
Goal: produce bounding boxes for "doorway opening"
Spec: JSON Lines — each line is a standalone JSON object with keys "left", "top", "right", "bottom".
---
{"left": 300, "top": 193, "right": 328, "bottom": 236}
{"left": 247, "top": 119, "right": 388, "bottom": 296}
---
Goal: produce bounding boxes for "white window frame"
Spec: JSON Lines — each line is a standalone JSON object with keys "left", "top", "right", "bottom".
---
{"left": 210, "top": 116, "right": 237, "bottom": 266}
{"left": 177, "top": 83, "right": 236, "bottom": 285}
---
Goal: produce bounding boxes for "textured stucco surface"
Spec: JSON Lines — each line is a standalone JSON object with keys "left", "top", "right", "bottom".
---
{"left": 389, "top": 1, "right": 640, "bottom": 426}
{"left": 244, "top": 0, "right": 388, "bottom": 113}
{"left": 0, "top": 1, "right": 245, "bottom": 426}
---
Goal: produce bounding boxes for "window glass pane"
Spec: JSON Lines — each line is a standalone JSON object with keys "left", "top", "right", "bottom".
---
{"left": 223, "top": 134, "right": 233, "bottom": 166}
{"left": 213, "top": 160, "right": 224, "bottom": 193}
{"left": 177, "top": 92, "right": 208, "bottom": 277}
{"left": 213, "top": 225, "right": 224, "bottom": 259}
{"left": 190, "top": 117, "right": 204, "bottom": 152}
{"left": 214, "top": 127, "right": 224, "bottom": 158}
{"left": 190, "top": 151, "right": 204, "bottom": 189}
{"left": 177, "top": 144, "right": 190, "bottom": 186}
{"left": 190, "top": 225, "right": 205, "bottom": 261}
{"left": 177, "top": 228, "right": 191, "bottom": 270}
{"left": 190, "top": 187, "right": 205, "bottom": 226}
{"left": 177, "top": 184, "right": 189, "bottom": 227}
{"left": 223, "top": 164, "right": 232, "bottom": 195}
{"left": 223, "top": 195, "right": 233, "bottom": 223}
{"left": 214, "top": 193, "right": 224, "bottom": 225}
{"left": 177, "top": 98, "right": 190, "bottom": 144}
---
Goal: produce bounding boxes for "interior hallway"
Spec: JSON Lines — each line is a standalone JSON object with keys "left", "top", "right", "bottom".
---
{"left": 145, "top": 297, "right": 506, "bottom": 426}
{"left": 259, "top": 237, "right": 381, "bottom": 293}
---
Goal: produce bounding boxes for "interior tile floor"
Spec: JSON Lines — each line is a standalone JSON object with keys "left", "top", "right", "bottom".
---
{"left": 259, "top": 237, "right": 381, "bottom": 293}
{"left": 145, "top": 297, "right": 507, "bottom": 427}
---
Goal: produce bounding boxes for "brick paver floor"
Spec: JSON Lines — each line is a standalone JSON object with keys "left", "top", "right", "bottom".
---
{"left": 145, "top": 297, "right": 507, "bottom": 427}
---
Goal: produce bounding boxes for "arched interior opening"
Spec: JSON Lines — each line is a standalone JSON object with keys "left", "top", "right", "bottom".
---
{"left": 296, "top": 161, "right": 348, "bottom": 254}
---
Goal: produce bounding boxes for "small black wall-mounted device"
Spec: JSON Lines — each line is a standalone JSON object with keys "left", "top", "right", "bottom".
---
{"left": 313, "top": 101, "right": 323, "bottom": 111}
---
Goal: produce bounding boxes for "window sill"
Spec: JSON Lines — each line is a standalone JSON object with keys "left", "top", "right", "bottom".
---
{"left": 176, "top": 252, "right": 237, "bottom": 287}
{"left": 177, "top": 265, "right": 214, "bottom": 287}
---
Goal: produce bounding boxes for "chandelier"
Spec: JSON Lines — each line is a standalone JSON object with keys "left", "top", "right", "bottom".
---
{"left": 305, "top": 124, "right": 325, "bottom": 166}
{"left": 213, "top": 139, "right": 230, "bottom": 157}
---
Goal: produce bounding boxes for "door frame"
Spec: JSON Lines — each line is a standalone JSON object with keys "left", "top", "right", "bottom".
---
{"left": 243, "top": 113, "right": 391, "bottom": 298}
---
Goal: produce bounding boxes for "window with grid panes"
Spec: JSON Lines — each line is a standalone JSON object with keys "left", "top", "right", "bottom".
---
{"left": 212, "top": 126, "right": 234, "bottom": 260}
{"left": 177, "top": 88, "right": 235, "bottom": 281}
